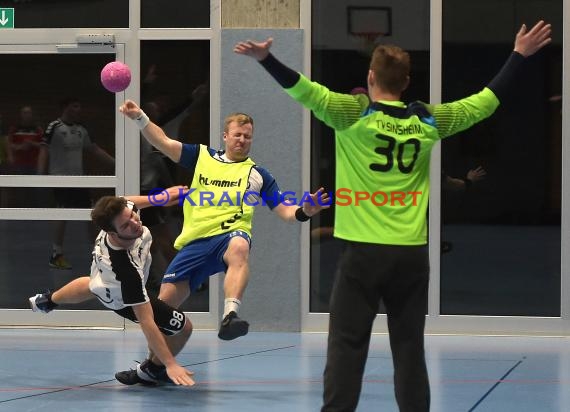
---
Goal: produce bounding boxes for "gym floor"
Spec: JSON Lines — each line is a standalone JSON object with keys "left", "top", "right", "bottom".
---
{"left": 0, "top": 328, "right": 568, "bottom": 411}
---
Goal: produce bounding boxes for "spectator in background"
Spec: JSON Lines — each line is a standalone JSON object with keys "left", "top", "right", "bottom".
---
{"left": 37, "top": 97, "right": 114, "bottom": 270}
{"left": 140, "top": 64, "right": 209, "bottom": 295}
{"left": 6, "top": 105, "right": 43, "bottom": 175}
{"left": 139, "top": 100, "right": 178, "bottom": 296}
{"left": 442, "top": 166, "right": 487, "bottom": 192}
{"left": 441, "top": 166, "right": 487, "bottom": 253}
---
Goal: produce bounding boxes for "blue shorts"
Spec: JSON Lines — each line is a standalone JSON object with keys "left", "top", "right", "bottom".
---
{"left": 162, "top": 230, "right": 251, "bottom": 292}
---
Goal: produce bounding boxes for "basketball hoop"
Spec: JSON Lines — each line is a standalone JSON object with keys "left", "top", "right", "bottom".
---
{"left": 351, "top": 32, "right": 384, "bottom": 55}
{"left": 347, "top": 6, "right": 391, "bottom": 52}
{"left": 354, "top": 32, "right": 382, "bottom": 44}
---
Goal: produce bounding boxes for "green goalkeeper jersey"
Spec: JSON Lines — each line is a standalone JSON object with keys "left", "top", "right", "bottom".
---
{"left": 286, "top": 74, "right": 499, "bottom": 245}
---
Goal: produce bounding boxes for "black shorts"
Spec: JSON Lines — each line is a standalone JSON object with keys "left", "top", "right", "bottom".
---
{"left": 114, "top": 296, "right": 186, "bottom": 336}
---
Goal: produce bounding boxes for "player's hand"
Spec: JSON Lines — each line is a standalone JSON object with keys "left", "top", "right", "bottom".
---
{"left": 164, "top": 185, "right": 189, "bottom": 207}
{"left": 466, "top": 166, "right": 486, "bottom": 183}
{"left": 234, "top": 38, "right": 273, "bottom": 61}
{"left": 302, "top": 187, "right": 331, "bottom": 217}
{"left": 166, "top": 364, "right": 195, "bottom": 386}
{"left": 119, "top": 100, "right": 143, "bottom": 120}
{"left": 514, "top": 20, "right": 552, "bottom": 57}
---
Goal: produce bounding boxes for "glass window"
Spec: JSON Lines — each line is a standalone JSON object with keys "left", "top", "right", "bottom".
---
{"left": 140, "top": 40, "right": 210, "bottom": 313}
{"left": 141, "top": 0, "right": 210, "bottom": 28}
{"left": 0, "top": 53, "right": 116, "bottom": 177}
{"left": 310, "top": 0, "right": 430, "bottom": 312}
{"left": 0, "top": 0, "right": 128, "bottom": 28}
{"left": 440, "top": 2, "right": 563, "bottom": 316}
{"left": 0, "top": 187, "right": 114, "bottom": 209}
{"left": 0, "top": 220, "right": 98, "bottom": 309}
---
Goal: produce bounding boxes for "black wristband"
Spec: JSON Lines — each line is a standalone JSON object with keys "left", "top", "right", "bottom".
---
{"left": 295, "top": 207, "right": 311, "bottom": 222}
{"left": 462, "top": 178, "right": 473, "bottom": 190}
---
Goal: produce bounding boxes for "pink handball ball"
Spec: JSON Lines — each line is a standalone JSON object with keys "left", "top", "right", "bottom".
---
{"left": 100, "top": 61, "right": 131, "bottom": 93}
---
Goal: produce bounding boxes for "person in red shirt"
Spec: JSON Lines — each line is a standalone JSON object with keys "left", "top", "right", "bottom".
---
{"left": 6, "top": 105, "right": 43, "bottom": 175}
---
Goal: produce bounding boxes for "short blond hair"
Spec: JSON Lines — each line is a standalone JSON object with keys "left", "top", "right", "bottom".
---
{"left": 369, "top": 45, "right": 410, "bottom": 95}
{"left": 224, "top": 113, "right": 254, "bottom": 133}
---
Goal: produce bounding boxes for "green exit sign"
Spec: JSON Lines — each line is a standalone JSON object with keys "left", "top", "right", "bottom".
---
{"left": 0, "top": 8, "right": 14, "bottom": 29}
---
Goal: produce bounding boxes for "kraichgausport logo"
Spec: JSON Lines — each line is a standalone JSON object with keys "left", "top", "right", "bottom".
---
{"left": 147, "top": 188, "right": 423, "bottom": 207}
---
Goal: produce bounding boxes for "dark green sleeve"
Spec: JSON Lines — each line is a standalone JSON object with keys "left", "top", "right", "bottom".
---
{"left": 285, "top": 74, "right": 368, "bottom": 131}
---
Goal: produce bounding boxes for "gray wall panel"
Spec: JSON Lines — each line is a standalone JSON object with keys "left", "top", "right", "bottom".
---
{"left": 220, "top": 29, "right": 304, "bottom": 331}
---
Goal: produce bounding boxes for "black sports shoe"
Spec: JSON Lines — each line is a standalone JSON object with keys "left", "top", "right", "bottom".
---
{"left": 138, "top": 359, "right": 174, "bottom": 384}
{"left": 29, "top": 291, "right": 58, "bottom": 313}
{"left": 218, "top": 311, "right": 249, "bottom": 341}
{"left": 115, "top": 368, "right": 156, "bottom": 386}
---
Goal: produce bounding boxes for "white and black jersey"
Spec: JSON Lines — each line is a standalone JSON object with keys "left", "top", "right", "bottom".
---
{"left": 42, "top": 119, "right": 94, "bottom": 175}
{"left": 89, "top": 226, "right": 153, "bottom": 311}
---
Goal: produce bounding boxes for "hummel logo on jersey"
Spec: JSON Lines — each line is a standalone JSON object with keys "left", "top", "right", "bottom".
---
{"left": 199, "top": 174, "right": 242, "bottom": 188}
{"left": 163, "top": 273, "right": 176, "bottom": 279}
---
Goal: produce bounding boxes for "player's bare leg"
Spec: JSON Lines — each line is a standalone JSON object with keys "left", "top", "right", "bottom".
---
{"left": 218, "top": 236, "right": 250, "bottom": 340}
{"left": 52, "top": 277, "right": 94, "bottom": 303}
{"left": 29, "top": 276, "right": 94, "bottom": 313}
{"left": 158, "top": 281, "right": 190, "bottom": 308}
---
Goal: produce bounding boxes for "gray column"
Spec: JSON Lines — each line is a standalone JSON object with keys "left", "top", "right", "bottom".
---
{"left": 220, "top": 29, "right": 304, "bottom": 331}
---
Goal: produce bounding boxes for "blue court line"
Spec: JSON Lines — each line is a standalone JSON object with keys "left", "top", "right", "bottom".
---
{"left": 468, "top": 356, "right": 524, "bottom": 411}
{"left": 0, "top": 344, "right": 296, "bottom": 404}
